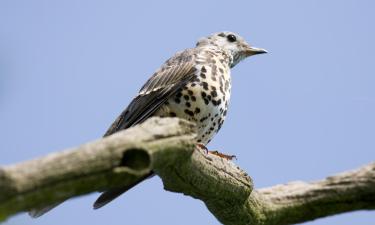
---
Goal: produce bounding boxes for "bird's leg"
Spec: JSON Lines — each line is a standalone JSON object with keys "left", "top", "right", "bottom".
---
{"left": 196, "top": 143, "right": 208, "bottom": 154}
{"left": 195, "top": 143, "right": 236, "bottom": 160}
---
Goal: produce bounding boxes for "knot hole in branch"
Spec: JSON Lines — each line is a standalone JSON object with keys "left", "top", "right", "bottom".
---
{"left": 120, "top": 148, "right": 151, "bottom": 171}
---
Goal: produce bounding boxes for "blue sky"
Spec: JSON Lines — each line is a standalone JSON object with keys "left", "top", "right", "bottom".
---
{"left": 1, "top": 0, "right": 374, "bottom": 224}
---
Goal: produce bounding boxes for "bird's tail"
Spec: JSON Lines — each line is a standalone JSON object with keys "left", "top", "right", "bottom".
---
{"left": 93, "top": 172, "right": 154, "bottom": 209}
{"left": 28, "top": 202, "right": 64, "bottom": 218}
{"left": 28, "top": 172, "right": 154, "bottom": 217}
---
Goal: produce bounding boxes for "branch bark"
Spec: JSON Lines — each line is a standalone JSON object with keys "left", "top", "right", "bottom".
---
{"left": 0, "top": 117, "right": 374, "bottom": 225}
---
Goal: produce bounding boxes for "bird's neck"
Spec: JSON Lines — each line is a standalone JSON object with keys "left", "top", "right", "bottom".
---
{"left": 200, "top": 46, "right": 234, "bottom": 68}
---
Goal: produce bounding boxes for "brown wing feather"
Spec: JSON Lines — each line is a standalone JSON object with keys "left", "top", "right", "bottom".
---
{"left": 104, "top": 49, "right": 196, "bottom": 136}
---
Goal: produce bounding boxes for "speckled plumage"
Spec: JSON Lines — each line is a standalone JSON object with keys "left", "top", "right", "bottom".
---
{"left": 104, "top": 32, "right": 266, "bottom": 145}
{"left": 93, "top": 31, "right": 266, "bottom": 209}
{"left": 28, "top": 32, "right": 266, "bottom": 217}
{"left": 153, "top": 47, "right": 232, "bottom": 144}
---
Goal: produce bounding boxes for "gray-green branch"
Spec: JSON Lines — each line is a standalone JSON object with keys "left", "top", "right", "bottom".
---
{"left": 0, "top": 117, "right": 374, "bottom": 224}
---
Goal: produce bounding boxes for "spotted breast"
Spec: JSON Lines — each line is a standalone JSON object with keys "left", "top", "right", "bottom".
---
{"left": 154, "top": 47, "right": 232, "bottom": 144}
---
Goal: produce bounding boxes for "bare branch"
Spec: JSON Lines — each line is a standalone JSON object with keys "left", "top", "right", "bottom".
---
{"left": 0, "top": 117, "right": 196, "bottom": 220}
{"left": 256, "top": 163, "right": 375, "bottom": 225}
{"left": 153, "top": 135, "right": 375, "bottom": 225}
{"left": 0, "top": 117, "right": 374, "bottom": 225}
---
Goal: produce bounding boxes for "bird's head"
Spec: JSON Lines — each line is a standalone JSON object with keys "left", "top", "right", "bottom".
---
{"left": 196, "top": 31, "right": 267, "bottom": 67}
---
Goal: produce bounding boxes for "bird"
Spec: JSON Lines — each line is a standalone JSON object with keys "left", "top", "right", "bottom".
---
{"left": 28, "top": 31, "right": 266, "bottom": 217}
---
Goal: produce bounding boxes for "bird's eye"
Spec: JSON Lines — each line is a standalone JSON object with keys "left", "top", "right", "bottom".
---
{"left": 227, "top": 34, "right": 237, "bottom": 42}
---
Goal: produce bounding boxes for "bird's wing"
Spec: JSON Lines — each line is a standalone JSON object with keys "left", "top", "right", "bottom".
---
{"left": 93, "top": 49, "right": 198, "bottom": 209}
{"left": 27, "top": 49, "right": 198, "bottom": 218}
{"left": 103, "top": 49, "right": 197, "bottom": 136}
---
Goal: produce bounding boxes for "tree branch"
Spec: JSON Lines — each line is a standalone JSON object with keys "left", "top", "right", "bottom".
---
{"left": 154, "top": 133, "right": 375, "bottom": 225}
{"left": 0, "top": 117, "right": 196, "bottom": 220}
{"left": 0, "top": 117, "right": 374, "bottom": 224}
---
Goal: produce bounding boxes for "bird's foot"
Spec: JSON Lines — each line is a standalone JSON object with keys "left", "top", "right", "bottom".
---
{"left": 196, "top": 143, "right": 236, "bottom": 160}
{"left": 208, "top": 150, "right": 237, "bottom": 160}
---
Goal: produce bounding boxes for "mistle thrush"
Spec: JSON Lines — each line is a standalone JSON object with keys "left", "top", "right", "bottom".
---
{"left": 29, "top": 31, "right": 266, "bottom": 217}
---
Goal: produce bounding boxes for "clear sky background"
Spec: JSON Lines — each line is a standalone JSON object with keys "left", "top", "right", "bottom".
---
{"left": 1, "top": 1, "right": 374, "bottom": 225}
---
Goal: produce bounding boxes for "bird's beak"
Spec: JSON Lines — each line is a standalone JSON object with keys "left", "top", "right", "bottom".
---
{"left": 244, "top": 46, "right": 268, "bottom": 56}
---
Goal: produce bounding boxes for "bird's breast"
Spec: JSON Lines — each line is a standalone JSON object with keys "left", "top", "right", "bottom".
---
{"left": 155, "top": 60, "right": 232, "bottom": 145}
